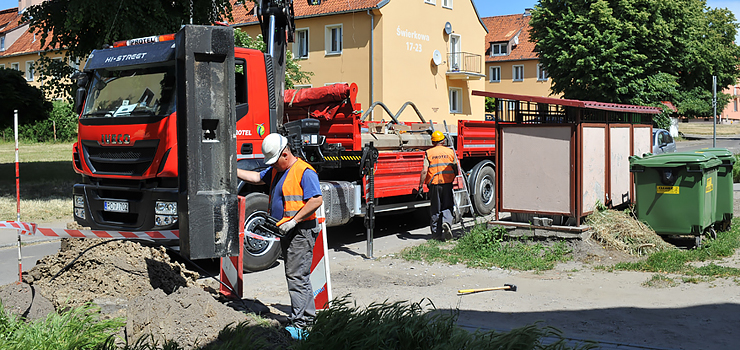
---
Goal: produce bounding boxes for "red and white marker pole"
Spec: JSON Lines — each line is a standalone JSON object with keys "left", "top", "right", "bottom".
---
{"left": 14, "top": 110, "right": 22, "bottom": 283}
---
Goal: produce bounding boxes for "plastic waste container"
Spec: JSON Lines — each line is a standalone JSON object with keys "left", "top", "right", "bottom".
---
{"left": 630, "top": 152, "right": 721, "bottom": 246}
{"left": 693, "top": 149, "right": 735, "bottom": 231}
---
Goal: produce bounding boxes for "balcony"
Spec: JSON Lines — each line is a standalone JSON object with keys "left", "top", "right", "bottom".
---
{"left": 446, "top": 52, "right": 485, "bottom": 80}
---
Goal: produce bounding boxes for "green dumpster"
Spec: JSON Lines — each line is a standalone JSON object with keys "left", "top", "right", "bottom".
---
{"left": 693, "top": 149, "right": 735, "bottom": 231}
{"left": 630, "top": 153, "right": 721, "bottom": 243}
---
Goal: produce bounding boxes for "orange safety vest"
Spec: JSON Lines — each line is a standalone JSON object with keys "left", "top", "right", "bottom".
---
{"left": 425, "top": 145, "right": 457, "bottom": 185}
{"left": 270, "top": 158, "right": 317, "bottom": 225}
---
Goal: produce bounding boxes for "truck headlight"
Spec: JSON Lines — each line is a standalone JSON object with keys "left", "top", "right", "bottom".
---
{"left": 74, "top": 208, "right": 85, "bottom": 220}
{"left": 155, "top": 201, "right": 177, "bottom": 215}
{"left": 74, "top": 195, "right": 85, "bottom": 208}
{"left": 155, "top": 215, "right": 178, "bottom": 227}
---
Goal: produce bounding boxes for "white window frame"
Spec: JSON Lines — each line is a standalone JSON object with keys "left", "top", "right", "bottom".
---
{"left": 489, "top": 66, "right": 501, "bottom": 83}
{"left": 0, "top": 36, "right": 4, "bottom": 51}
{"left": 491, "top": 43, "right": 507, "bottom": 56}
{"left": 537, "top": 63, "right": 548, "bottom": 81}
{"left": 325, "top": 24, "right": 343, "bottom": 55}
{"left": 294, "top": 28, "right": 309, "bottom": 59}
{"left": 449, "top": 33, "right": 461, "bottom": 71}
{"left": 424, "top": 0, "right": 436, "bottom": 5}
{"left": 513, "top": 65, "right": 524, "bottom": 82}
{"left": 442, "top": 0, "right": 452, "bottom": 9}
{"left": 449, "top": 87, "right": 463, "bottom": 114}
{"left": 11, "top": 62, "right": 19, "bottom": 70}
{"left": 25, "top": 61, "right": 34, "bottom": 81}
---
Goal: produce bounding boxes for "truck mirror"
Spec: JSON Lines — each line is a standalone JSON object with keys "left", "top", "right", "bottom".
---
{"left": 74, "top": 87, "right": 86, "bottom": 115}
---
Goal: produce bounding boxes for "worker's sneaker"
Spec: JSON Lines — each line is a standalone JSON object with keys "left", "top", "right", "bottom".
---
{"left": 442, "top": 223, "right": 453, "bottom": 241}
{"left": 285, "top": 326, "right": 309, "bottom": 340}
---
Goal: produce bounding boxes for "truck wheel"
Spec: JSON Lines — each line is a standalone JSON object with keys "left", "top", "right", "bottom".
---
{"left": 472, "top": 165, "right": 495, "bottom": 216}
{"left": 243, "top": 193, "right": 281, "bottom": 272}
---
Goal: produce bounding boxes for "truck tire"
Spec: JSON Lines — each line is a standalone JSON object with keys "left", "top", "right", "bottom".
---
{"left": 243, "top": 193, "right": 281, "bottom": 272}
{"left": 472, "top": 165, "right": 495, "bottom": 216}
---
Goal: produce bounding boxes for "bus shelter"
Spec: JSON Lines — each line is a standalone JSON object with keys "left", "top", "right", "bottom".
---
{"left": 472, "top": 91, "right": 662, "bottom": 227}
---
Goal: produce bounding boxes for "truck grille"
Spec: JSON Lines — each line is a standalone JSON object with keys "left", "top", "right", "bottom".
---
{"left": 81, "top": 140, "right": 159, "bottom": 176}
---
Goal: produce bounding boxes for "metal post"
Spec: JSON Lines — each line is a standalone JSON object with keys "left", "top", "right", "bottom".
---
{"left": 361, "top": 142, "right": 378, "bottom": 259}
{"left": 14, "top": 110, "right": 22, "bottom": 283}
{"left": 713, "top": 75, "right": 717, "bottom": 148}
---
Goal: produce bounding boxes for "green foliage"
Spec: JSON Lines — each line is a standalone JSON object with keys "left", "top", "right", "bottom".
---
{"left": 0, "top": 101, "right": 78, "bottom": 143}
{"left": 484, "top": 97, "right": 496, "bottom": 113}
{"left": 733, "top": 154, "right": 740, "bottom": 183}
{"left": 529, "top": 0, "right": 740, "bottom": 118}
{"left": 23, "top": 0, "right": 235, "bottom": 97}
{"left": 401, "top": 224, "right": 572, "bottom": 271}
{"left": 611, "top": 219, "right": 740, "bottom": 278}
{"left": 233, "top": 29, "right": 313, "bottom": 89}
{"left": 0, "top": 68, "right": 53, "bottom": 130}
{"left": 295, "top": 296, "right": 596, "bottom": 350}
{"left": 0, "top": 302, "right": 124, "bottom": 350}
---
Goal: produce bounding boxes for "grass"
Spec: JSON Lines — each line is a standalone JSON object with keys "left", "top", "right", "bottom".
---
{"left": 0, "top": 302, "right": 124, "bottom": 350}
{"left": 601, "top": 218, "right": 740, "bottom": 280}
{"left": 0, "top": 142, "right": 76, "bottom": 223}
{"left": 678, "top": 122, "right": 740, "bottom": 136}
{"left": 293, "top": 296, "right": 596, "bottom": 350}
{"left": 642, "top": 274, "right": 678, "bottom": 288}
{"left": 400, "top": 224, "right": 572, "bottom": 271}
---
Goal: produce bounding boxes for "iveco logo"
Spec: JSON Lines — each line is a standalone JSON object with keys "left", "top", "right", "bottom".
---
{"left": 101, "top": 134, "right": 131, "bottom": 145}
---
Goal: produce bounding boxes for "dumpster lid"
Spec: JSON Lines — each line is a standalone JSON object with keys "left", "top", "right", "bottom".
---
{"left": 694, "top": 148, "right": 736, "bottom": 164}
{"left": 630, "top": 152, "right": 722, "bottom": 169}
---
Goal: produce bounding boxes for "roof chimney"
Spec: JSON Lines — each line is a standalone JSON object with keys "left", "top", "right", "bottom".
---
{"left": 524, "top": 8, "right": 533, "bottom": 16}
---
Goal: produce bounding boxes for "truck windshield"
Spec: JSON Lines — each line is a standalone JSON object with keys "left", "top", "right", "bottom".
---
{"left": 82, "top": 65, "right": 176, "bottom": 119}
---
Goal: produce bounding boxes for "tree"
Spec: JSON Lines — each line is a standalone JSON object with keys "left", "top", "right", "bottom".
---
{"left": 234, "top": 29, "right": 313, "bottom": 89}
{"left": 0, "top": 68, "right": 53, "bottom": 130}
{"left": 23, "top": 0, "right": 234, "bottom": 98}
{"left": 529, "top": 0, "right": 740, "bottom": 118}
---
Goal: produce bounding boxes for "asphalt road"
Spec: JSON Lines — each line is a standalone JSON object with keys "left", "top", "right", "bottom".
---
{"left": 677, "top": 138, "right": 740, "bottom": 153}
{"left": 0, "top": 239, "right": 60, "bottom": 286}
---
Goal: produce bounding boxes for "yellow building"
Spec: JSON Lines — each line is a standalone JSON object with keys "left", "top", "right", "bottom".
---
{"left": 482, "top": 10, "right": 555, "bottom": 98}
{"left": 232, "top": 0, "right": 488, "bottom": 125}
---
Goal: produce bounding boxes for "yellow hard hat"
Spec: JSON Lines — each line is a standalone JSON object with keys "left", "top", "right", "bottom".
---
{"left": 431, "top": 131, "right": 445, "bottom": 142}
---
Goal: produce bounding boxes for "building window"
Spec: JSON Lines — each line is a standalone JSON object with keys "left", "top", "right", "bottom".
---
{"left": 325, "top": 24, "right": 343, "bottom": 55}
{"left": 294, "top": 28, "right": 309, "bottom": 59}
{"left": 1, "top": 36, "right": 4, "bottom": 51}
{"left": 489, "top": 66, "right": 501, "bottom": 83}
{"left": 449, "top": 87, "right": 463, "bottom": 114}
{"left": 735, "top": 99, "right": 738, "bottom": 112}
{"left": 442, "top": 0, "right": 452, "bottom": 9}
{"left": 513, "top": 65, "right": 524, "bottom": 82}
{"left": 424, "top": 0, "right": 435, "bottom": 4}
{"left": 537, "top": 64, "right": 548, "bottom": 81}
{"left": 26, "top": 61, "right": 34, "bottom": 81}
{"left": 11, "top": 62, "right": 19, "bottom": 71}
{"left": 324, "top": 82, "right": 347, "bottom": 87}
{"left": 449, "top": 34, "right": 461, "bottom": 70}
{"left": 0, "top": 64, "right": 4, "bottom": 69}
{"left": 491, "top": 43, "right": 507, "bottom": 56}
{"left": 294, "top": 84, "right": 313, "bottom": 90}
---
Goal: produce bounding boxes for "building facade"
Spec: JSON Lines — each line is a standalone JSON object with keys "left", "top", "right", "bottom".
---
{"left": 482, "top": 10, "right": 554, "bottom": 98}
{"left": 232, "top": 0, "right": 488, "bottom": 125}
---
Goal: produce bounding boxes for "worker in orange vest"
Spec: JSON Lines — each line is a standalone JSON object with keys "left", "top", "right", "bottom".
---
{"left": 237, "top": 133, "right": 323, "bottom": 338}
{"left": 419, "top": 130, "right": 458, "bottom": 241}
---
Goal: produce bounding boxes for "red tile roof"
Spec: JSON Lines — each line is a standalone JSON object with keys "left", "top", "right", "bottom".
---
{"left": 0, "top": 8, "right": 22, "bottom": 34}
{"left": 231, "top": 0, "right": 385, "bottom": 26}
{"left": 481, "top": 13, "right": 537, "bottom": 63}
{"left": 1, "top": 27, "right": 57, "bottom": 57}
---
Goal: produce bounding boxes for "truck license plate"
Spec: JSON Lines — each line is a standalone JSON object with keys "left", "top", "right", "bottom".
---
{"left": 104, "top": 201, "right": 129, "bottom": 213}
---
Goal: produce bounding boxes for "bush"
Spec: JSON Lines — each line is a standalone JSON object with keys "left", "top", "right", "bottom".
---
{"left": 733, "top": 154, "right": 740, "bottom": 183}
{"left": 0, "top": 100, "right": 77, "bottom": 143}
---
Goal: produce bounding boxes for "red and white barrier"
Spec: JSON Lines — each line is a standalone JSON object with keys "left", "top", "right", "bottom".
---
{"left": 310, "top": 204, "right": 332, "bottom": 310}
{"left": 0, "top": 221, "right": 180, "bottom": 240}
{"left": 219, "top": 197, "right": 245, "bottom": 299}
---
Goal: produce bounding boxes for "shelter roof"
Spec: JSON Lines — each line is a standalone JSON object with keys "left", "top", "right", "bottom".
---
{"left": 473, "top": 90, "right": 663, "bottom": 115}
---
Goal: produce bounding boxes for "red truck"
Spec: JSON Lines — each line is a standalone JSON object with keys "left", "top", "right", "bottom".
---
{"left": 71, "top": 4, "right": 497, "bottom": 271}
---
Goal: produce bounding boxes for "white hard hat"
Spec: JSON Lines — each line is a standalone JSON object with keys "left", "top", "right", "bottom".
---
{"left": 262, "top": 133, "right": 288, "bottom": 165}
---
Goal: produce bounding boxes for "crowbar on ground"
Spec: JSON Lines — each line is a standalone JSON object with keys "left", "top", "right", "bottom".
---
{"left": 457, "top": 283, "right": 517, "bottom": 295}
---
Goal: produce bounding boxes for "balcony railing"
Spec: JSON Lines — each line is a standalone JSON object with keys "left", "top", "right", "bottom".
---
{"left": 447, "top": 52, "right": 481, "bottom": 74}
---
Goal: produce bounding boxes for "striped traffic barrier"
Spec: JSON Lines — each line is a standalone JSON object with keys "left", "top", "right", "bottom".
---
{"left": 311, "top": 204, "right": 332, "bottom": 310}
{"left": 219, "top": 196, "right": 245, "bottom": 299}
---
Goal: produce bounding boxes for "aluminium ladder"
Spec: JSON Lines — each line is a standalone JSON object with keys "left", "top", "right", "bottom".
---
{"left": 442, "top": 120, "right": 473, "bottom": 230}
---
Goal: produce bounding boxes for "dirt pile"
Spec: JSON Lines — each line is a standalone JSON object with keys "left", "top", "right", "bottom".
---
{"left": 3, "top": 238, "right": 272, "bottom": 349}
